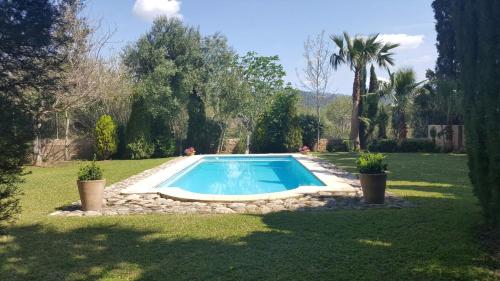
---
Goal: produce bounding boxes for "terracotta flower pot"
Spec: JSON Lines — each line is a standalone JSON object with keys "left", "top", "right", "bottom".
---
{"left": 77, "top": 179, "right": 106, "bottom": 211}
{"left": 359, "top": 173, "right": 387, "bottom": 204}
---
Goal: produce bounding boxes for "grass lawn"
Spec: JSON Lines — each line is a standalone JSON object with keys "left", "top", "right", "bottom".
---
{"left": 0, "top": 153, "right": 498, "bottom": 280}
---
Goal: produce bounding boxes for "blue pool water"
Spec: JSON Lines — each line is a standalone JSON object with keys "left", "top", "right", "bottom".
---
{"left": 157, "top": 156, "right": 325, "bottom": 195}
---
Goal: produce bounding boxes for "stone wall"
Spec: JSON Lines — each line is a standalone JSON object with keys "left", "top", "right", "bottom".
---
{"left": 32, "top": 137, "right": 94, "bottom": 164}
{"left": 428, "top": 125, "right": 465, "bottom": 152}
{"left": 315, "top": 138, "right": 328, "bottom": 152}
{"left": 220, "top": 138, "right": 330, "bottom": 154}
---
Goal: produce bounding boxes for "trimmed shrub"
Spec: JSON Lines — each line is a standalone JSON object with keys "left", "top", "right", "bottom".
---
{"left": 127, "top": 136, "right": 154, "bottom": 159}
{"left": 95, "top": 115, "right": 118, "bottom": 160}
{"left": 368, "top": 139, "right": 398, "bottom": 152}
{"left": 327, "top": 139, "right": 349, "bottom": 152}
{"left": 368, "top": 138, "right": 437, "bottom": 153}
{"left": 252, "top": 90, "right": 302, "bottom": 153}
{"left": 298, "top": 114, "right": 324, "bottom": 149}
{"left": 400, "top": 138, "right": 437, "bottom": 152}
{"left": 152, "top": 136, "right": 176, "bottom": 158}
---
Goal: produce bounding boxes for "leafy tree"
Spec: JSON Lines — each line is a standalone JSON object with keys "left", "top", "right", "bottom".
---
{"left": 200, "top": 33, "right": 240, "bottom": 153}
{"left": 95, "top": 115, "right": 118, "bottom": 160}
{"left": 1, "top": 0, "right": 74, "bottom": 166}
{"left": 185, "top": 91, "right": 221, "bottom": 154}
{"left": 252, "top": 89, "right": 302, "bottom": 153}
{"left": 330, "top": 32, "right": 398, "bottom": 150}
{"left": 324, "top": 95, "right": 352, "bottom": 139}
{"left": 125, "top": 96, "right": 153, "bottom": 159}
{"left": 389, "top": 68, "right": 425, "bottom": 140}
{"left": 451, "top": 0, "right": 500, "bottom": 226}
{"left": 236, "top": 52, "right": 286, "bottom": 153}
{"left": 412, "top": 70, "right": 443, "bottom": 137}
{"left": 0, "top": 0, "right": 69, "bottom": 229}
{"left": 124, "top": 18, "right": 202, "bottom": 157}
{"left": 298, "top": 114, "right": 324, "bottom": 149}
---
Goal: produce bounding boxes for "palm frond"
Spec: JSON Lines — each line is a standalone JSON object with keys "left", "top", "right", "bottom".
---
{"left": 330, "top": 53, "right": 345, "bottom": 70}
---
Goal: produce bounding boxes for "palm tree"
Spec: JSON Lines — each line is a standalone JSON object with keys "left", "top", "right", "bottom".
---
{"left": 330, "top": 32, "right": 398, "bottom": 150}
{"left": 387, "top": 68, "right": 426, "bottom": 140}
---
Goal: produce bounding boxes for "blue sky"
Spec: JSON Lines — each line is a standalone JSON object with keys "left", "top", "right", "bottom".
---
{"left": 85, "top": 0, "right": 437, "bottom": 95}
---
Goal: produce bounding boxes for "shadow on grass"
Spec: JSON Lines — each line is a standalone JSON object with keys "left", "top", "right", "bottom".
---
{"left": 1, "top": 153, "right": 495, "bottom": 280}
{"left": 0, "top": 206, "right": 495, "bottom": 281}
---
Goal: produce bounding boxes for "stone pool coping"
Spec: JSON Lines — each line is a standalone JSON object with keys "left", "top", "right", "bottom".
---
{"left": 121, "top": 153, "right": 357, "bottom": 202}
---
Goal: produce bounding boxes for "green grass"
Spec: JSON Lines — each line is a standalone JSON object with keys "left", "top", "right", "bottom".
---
{"left": 0, "top": 154, "right": 498, "bottom": 280}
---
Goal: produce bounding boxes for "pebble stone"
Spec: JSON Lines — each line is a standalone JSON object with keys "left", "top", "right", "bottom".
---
{"left": 49, "top": 156, "right": 413, "bottom": 217}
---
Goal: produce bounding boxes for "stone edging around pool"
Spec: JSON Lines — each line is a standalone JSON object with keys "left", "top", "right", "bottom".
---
{"left": 49, "top": 155, "right": 414, "bottom": 217}
{"left": 120, "top": 154, "right": 358, "bottom": 202}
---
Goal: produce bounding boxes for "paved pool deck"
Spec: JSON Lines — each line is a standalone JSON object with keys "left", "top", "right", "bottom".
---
{"left": 121, "top": 154, "right": 358, "bottom": 202}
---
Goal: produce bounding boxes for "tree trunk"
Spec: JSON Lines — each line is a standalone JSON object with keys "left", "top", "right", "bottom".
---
{"left": 33, "top": 122, "right": 43, "bottom": 166}
{"left": 400, "top": 112, "right": 408, "bottom": 140}
{"left": 316, "top": 93, "right": 321, "bottom": 152}
{"left": 218, "top": 127, "right": 226, "bottom": 154}
{"left": 55, "top": 112, "right": 59, "bottom": 139}
{"left": 350, "top": 69, "right": 361, "bottom": 150}
{"left": 64, "top": 110, "right": 70, "bottom": 161}
{"left": 445, "top": 107, "right": 453, "bottom": 151}
{"left": 217, "top": 123, "right": 226, "bottom": 154}
{"left": 245, "top": 133, "right": 250, "bottom": 154}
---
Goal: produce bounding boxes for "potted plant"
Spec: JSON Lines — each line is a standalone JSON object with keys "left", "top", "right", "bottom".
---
{"left": 77, "top": 157, "right": 105, "bottom": 211}
{"left": 299, "top": 145, "right": 311, "bottom": 155}
{"left": 184, "top": 146, "right": 196, "bottom": 156}
{"left": 357, "top": 153, "right": 388, "bottom": 204}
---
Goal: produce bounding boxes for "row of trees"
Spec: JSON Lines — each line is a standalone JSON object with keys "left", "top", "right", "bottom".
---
{"left": 122, "top": 18, "right": 289, "bottom": 158}
{"left": 302, "top": 29, "right": 463, "bottom": 152}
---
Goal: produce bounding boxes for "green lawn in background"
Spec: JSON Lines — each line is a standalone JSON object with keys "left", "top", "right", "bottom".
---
{"left": 0, "top": 153, "right": 497, "bottom": 281}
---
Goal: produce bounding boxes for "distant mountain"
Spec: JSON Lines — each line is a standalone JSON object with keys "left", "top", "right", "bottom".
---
{"left": 299, "top": 91, "right": 346, "bottom": 108}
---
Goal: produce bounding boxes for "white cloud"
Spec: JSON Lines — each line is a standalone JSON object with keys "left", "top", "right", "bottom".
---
{"left": 378, "top": 34, "right": 424, "bottom": 50}
{"left": 133, "top": 0, "right": 182, "bottom": 21}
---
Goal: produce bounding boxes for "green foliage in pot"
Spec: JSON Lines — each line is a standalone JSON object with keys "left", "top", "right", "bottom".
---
{"left": 357, "top": 153, "right": 388, "bottom": 174}
{"left": 78, "top": 158, "right": 103, "bottom": 181}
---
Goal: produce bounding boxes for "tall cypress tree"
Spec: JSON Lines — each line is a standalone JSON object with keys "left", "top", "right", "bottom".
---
{"left": 452, "top": 0, "right": 500, "bottom": 226}
{"left": 359, "top": 65, "right": 380, "bottom": 148}
{"left": 433, "top": 0, "right": 463, "bottom": 149}
{"left": 432, "top": 0, "right": 459, "bottom": 79}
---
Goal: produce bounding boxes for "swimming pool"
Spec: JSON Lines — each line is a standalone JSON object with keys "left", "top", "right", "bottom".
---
{"left": 157, "top": 156, "right": 325, "bottom": 195}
